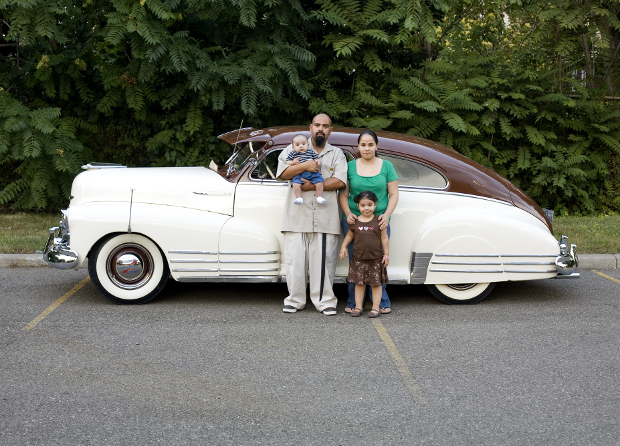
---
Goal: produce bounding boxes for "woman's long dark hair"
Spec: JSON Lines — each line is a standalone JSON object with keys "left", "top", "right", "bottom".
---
{"left": 353, "top": 190, "right": 378, "bottom": 204}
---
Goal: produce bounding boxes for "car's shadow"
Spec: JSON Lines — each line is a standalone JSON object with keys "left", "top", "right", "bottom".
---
{"left": 150, "top": 277, "right": 575, "bottom": 308}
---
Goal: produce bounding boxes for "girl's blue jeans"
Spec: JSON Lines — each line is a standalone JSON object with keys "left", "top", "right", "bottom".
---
{"left": 340, "top": 217, "right": 391, "bottom": 309}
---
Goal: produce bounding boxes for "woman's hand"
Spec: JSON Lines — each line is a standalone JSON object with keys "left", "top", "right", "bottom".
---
{"left": 377, "top": 214, "right": 390, "bottom": 230}
{"left": 346, "top": 212, "right": 357, "bottom": 224}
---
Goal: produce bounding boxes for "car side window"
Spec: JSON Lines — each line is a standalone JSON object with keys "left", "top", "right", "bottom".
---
{"left": 250, "top": 149, "right": 285, "bottom": 182}
{"left": 342, "top": 149, "right": 355, "bottom": 162}
{"left": 379, "top": 153, "right": 447, "bottom": 189}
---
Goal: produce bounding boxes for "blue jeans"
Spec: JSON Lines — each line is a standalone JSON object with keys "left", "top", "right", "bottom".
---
{"left": 340, "top": 217, "right": 391, "bottom": 309}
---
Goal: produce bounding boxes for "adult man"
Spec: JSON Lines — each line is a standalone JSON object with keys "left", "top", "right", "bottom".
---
{"left": 276, "top": 114, "right": 347, "bottom": 315}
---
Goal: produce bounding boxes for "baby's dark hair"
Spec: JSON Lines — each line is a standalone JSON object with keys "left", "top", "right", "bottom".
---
{"left": 353, "top": 190, "right": 378, "bottom": 204}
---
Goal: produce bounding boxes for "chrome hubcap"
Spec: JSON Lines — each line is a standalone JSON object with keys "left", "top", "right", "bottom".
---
{"left": 106, "top": 243, "right": 154, "bottom": 290}
{"left": 446, "top": 283, "right": 477, "bottom": 291}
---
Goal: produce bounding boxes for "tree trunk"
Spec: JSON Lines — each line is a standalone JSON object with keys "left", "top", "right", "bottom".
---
{"left": 581, "top": 33, "right": 595, "bottom": 88}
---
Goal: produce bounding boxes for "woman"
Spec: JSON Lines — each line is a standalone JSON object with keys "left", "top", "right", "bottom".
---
{"left": 339, "top": 130, "right": 399, "bottom": 314}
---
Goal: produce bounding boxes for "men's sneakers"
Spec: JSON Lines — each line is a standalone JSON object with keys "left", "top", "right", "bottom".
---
{"left": 284, "top": 305, "right": 336, "bottom": 315}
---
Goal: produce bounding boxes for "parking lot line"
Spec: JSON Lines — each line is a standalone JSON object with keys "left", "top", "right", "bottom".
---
{"left": 593, "top": 270, "right": 620, "bottom": 285}
{"left": 23, "top": 276, "right": 91, "bottom": 331}
{"left": 372, "top": 319, "right": 426, "bottom": 405}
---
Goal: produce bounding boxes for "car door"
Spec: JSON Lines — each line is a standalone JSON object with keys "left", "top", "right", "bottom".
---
{"left": 232, "top": 147, "right": 289, "bottom": 274}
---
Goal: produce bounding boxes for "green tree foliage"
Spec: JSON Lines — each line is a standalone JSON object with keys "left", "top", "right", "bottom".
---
{"left": 1, "top": 0, "right": 619, "bottom": 213}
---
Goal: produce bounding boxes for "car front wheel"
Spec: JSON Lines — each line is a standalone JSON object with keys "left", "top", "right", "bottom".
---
{"left": 88, "top": 233, "right": 169, "bottom": 304}
{"left": 426, "top": 282, "right": 496, "bottom": 305}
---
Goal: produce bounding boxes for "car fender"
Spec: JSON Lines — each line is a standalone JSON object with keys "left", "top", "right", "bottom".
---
{"left": 68, "top": 203, "right": 232, "bottom": 274}
{"left": 411, "top": 205, "right": 559, "bottom": 284}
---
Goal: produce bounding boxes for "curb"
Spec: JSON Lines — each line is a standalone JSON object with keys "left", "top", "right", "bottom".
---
{"left": 0, "top": 253, "right": 618, "bottom": 270}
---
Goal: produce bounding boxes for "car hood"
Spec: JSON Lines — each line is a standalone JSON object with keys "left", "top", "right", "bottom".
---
{"left": 70, "top": 167, "right": 236, "bottom": 215}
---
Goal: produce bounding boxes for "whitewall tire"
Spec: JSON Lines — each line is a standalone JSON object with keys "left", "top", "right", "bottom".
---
{"left": 88, "top": 233, "right": 169, "bottom": 304}
{"left": 426, "top": 282, "right": 495, "bottom": 305}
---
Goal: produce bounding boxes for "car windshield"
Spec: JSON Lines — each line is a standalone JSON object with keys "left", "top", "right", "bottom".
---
{"left": 226, "top": 141, "right": 264, "bottom": 173}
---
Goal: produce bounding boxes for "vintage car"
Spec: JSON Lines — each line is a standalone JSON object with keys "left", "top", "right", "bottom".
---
{"left": 43, "top": 126, "right": 579, "bottom": 305}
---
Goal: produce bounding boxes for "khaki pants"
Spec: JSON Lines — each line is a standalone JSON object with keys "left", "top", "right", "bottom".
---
{"left": 283, "top": 232, "right": 339, "bottom": 311}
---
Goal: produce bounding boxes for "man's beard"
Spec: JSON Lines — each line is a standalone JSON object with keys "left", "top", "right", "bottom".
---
{"left": 314, "top": 134, "right": 326, "bottom": 148}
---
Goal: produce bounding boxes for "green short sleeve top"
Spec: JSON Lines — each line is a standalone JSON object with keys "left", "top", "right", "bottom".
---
{"left": 347, "top": 159, "right": 398, "bottom": 217}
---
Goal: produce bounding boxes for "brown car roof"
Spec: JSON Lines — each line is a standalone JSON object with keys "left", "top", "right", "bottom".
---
{"left": 218, "top": 126, "right": 551, "bottom": 232}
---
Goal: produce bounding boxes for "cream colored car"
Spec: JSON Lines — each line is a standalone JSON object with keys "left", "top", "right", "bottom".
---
{"left": 44, "top": 126, "right": 579, "bottom": 305}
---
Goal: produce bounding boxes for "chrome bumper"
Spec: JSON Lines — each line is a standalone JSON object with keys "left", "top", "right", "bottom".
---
{"left": 555, "top": 235, "right": 579, "bottom": 278}
{"left": 43, "top": 210, "right": 79, "bottom": 270}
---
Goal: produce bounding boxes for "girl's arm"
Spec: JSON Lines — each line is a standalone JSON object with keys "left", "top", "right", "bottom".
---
{"left": 381, "top": 226, "right": 389, "bottom": 267}
{"left": 378, "top": 180, "right": 399, "bottom": 230}
{"left": 339, "top": 231, "right": 355, "bottom": 260}
{"left": 338, "top": 184, "right": 357, "bottom": 224}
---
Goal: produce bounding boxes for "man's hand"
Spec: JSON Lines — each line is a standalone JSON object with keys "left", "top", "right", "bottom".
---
{"left": 301, "top": 159, "right": 320, "bottom": 173}
{"left": 300, "top": 179, "right": 315, "bottom": 191}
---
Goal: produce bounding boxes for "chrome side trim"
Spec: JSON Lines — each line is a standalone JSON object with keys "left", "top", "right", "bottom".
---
{"left": 193, "top": 191, "right": 232, "bottom": 196}
{"left": 170, "top": 259, "right": 217, "bottom": 263}
{"left": 435, "top": 254, "right": 500, "bottom": 258}
{"left": 504, "top": 270, "right": 557, "bottom": 273}
{"left": 410, "top": 252, "right": 432, "bottom": 284}
{"left": 219, "top": 260, "right": 278, "bottom": 264}
{"left": 175, "top": 275, "right": 410, "bottom": 284}
{"left": 502, "top": 254, "right": 557, "bottom": 258}
{"left": 503, "top": 262, "right": 555, "bottom": 265}
{"left": 172, "top": 268, "right": 218, "bottom": 272}
{"left": 168, "top": 250, "right": 217, "bottom": 255}
{"left": 219, "top": 251, "right": 280, "bottom": 255}
{"left": 219, "top": 268, "right": 280, "bottom": 272}
{"left": 177, "top": 276, "right": 283, "bottom": 283}
{"left": 431, "top": 261, "right": 502, "bottom": 265}
{"left": 429, "top": 269, "right": 504, "bottom": 273}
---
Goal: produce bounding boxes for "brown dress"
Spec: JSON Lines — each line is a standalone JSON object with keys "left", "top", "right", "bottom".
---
{"left": 347, "top": 215, "right": 388, "bottom": 287}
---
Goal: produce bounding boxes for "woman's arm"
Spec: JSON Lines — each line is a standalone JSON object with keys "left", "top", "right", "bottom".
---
{"left": 339, "top": 186, "right": 357, "bottom": 224}
{"left": 378, "top": 180, "right": 399, "bottom": 230}
{"left": 381, "top": 227, "right": 389, "bottom": 267}
{"left": 339, "top": 231, "right": 355, "bottom": 260}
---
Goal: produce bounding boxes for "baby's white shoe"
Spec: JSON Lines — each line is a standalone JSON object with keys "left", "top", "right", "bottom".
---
{"left": 293, "top": 198, "right": 303, "bottom": 205}
{"left": 316, "top": 197, "right": 326, "bottom": 204}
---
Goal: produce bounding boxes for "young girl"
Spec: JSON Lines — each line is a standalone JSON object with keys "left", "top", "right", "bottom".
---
{"left": 339, "top": 190, "right": 389, "bottom": 317}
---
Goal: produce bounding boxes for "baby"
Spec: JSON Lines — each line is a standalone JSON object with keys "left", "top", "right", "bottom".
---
{"left": 286, "top": 134, "right": 326, "bottom": 205}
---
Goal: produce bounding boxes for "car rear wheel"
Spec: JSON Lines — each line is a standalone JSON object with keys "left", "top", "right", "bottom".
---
{"left": 426, "top": 282, "right": 495, "bottom": 305}
{"left": 88, "top": 233, "right": 169, "bottom": 304}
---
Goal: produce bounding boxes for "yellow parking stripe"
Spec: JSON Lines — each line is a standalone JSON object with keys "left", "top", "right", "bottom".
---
{"left": 23, "top": 276, "right": 90, "bottom": 331}
{"left": 372, "top": 319, "right": 426, "bottom": 405}
{"left": 593, "top": 270, "right": 620, "bottom": 285}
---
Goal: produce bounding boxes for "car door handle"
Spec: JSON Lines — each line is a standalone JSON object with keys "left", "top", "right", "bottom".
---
{"left": 193, "top": 191, "right": 232, "bottom": 196}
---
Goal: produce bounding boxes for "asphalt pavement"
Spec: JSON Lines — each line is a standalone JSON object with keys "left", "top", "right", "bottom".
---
{"left": 1, "top": 267, "right": 619, "bottom": 445}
